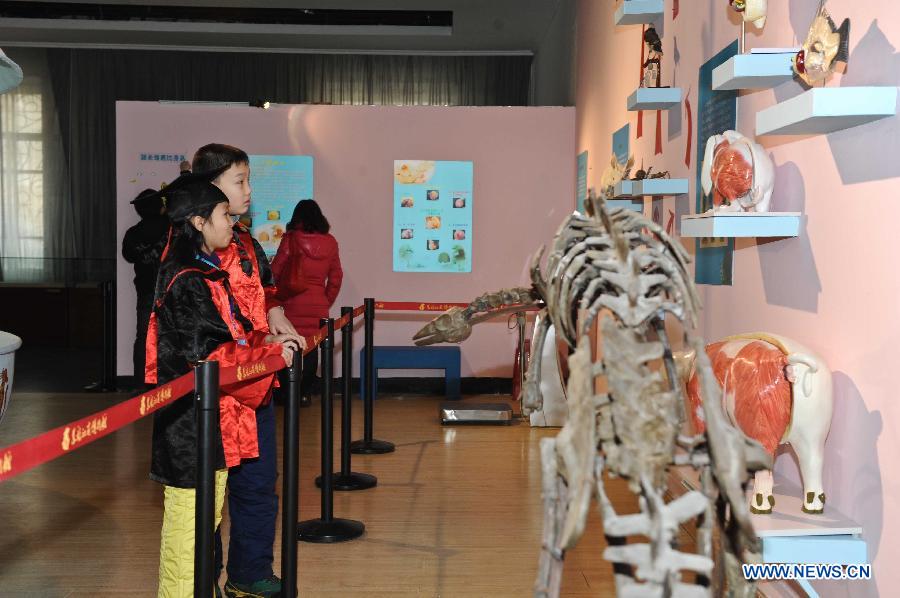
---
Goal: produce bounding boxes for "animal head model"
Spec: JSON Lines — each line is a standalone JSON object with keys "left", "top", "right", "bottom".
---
{"left": 700, "top": 130, "right": 774, "bottom": 213}
{"left": 728, "top": 0, "right": 767, "bottom": 29}
{"left": 793, "top": 1, "right": 850, "bottom": 86}
{"left": 599, "top": 154, "right": 634, "bottom": 198}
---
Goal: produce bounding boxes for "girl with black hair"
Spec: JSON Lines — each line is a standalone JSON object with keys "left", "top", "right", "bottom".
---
{"left": 144, "top": 176, "right": 298, "bottom": 597}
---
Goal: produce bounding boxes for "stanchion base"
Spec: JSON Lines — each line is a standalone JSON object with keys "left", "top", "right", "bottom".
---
{"left": 83, "top": 381, "right": 120, "bottom": 393}
{"left": 350, "top": 439, "right": 395, "bottom": 454}
{"left": 297, "top": 518, "right": 365, "bottom": 543}
{"left": 315, "top": 472, "right": 378, "bottom": 491}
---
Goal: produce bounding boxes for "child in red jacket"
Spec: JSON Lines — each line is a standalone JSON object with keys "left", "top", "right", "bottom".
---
{"left": 192, "top": 143, "right": 304, "bottom": 598}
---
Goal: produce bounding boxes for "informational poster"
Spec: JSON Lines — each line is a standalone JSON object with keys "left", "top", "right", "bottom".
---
{"left": 247, "top": 155, "right": 314, "bottom": 258}
{"left": 612, "top": 124, "right": 630, "bottom": 164}
{"left": 576, "top": 151, "right": 588, "bottom": 213}
{"left": 393, "top": 160, "right": 473, "bottom": 273}
{"left": 694, "top": 41, "right": 738, "bottom": 286}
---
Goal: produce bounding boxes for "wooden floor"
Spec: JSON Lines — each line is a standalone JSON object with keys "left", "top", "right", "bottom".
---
{"left": 0, "top": 392, "right": 640, "bottom": 597}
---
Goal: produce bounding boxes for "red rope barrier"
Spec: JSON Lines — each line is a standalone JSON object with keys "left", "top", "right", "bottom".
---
{"left": 374, "top": 301, "right": 540, "bottom": 313}
{"left": 300, "top": 304, "right": 365, "bottom": 355}
{"left": 0, "top": 303, "right": 372, "bottom": 482}
{"left": 375, "top": 301, "right": 469, "bottom": 312}
{"left": 0, "top": 353, "right": 289, "bottom": 483}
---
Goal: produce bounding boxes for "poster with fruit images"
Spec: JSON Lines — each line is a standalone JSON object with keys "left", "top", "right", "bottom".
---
{"left": 393, "top": 160, "right": 473, "bottom": 273}
{"left": 247, "top": 155, "right": 314, "bottom": 258}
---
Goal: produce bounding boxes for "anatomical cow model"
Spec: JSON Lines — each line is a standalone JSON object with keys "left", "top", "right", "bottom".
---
{"left": 678, "top": 333, "right": 833, "bottom": 515}
{"left": 700, "top": 130, "right": 775, "bottom": 213}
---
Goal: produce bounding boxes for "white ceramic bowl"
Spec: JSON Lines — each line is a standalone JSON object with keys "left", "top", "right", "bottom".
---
{"left": 0, "top": 331, "right": 23, "bottom": 426}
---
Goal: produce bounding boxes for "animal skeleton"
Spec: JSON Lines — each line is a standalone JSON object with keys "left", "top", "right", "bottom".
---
{"left": 414, "top": 179, "right": 770, "bottom": 596}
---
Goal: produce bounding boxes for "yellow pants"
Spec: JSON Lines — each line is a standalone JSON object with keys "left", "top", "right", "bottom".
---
{"left": 158, "top": 470, "right": 228, "bottom": 598}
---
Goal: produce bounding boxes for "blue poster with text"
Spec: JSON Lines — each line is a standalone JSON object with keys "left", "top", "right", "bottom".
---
{"left": 393, "top": 160, "right": 473, "bottom": 273}
{"left": 248, "top": 155, "right": 314, "bottom": 258}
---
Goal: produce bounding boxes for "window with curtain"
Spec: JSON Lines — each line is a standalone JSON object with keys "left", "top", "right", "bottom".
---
{"left": 0, "top": 73, "right": 44, "bottom": 260}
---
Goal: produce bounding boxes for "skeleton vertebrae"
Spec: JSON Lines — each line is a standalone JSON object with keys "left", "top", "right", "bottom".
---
{"left": 415, "top": 188, "right": 769, "bottom": 597}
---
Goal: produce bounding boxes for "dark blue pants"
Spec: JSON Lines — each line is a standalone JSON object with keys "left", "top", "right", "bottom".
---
{"left": 215, "top": 400, "right": 279, "bottom": 584}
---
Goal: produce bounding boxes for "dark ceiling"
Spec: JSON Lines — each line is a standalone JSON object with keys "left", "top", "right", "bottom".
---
{"left": 0, "top": 0, "right": 566, "bottom": 54}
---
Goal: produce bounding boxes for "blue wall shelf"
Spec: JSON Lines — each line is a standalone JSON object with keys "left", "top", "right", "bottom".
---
{"left": 756, "top": 87, "right": 898, "bottom": 136}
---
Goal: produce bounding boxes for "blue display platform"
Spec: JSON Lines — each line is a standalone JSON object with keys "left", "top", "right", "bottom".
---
{"left": 627, "top": 87, "right": 682, "bottom": 111}
{"left": 614, "top": 0, "right": 663, "bottom": 26}
{"left": 752, "top": 485, "right": 866, "bottom": 597}
{"left": 680, "top": 212, "right": 801, "bottom": 238}
{"left": 712, "top": 51, "right": 797, "bottom": 91}
{"left": 756, "top": 87, "right": 898, "bottom": 136}
{"left": 360, "top": 345, "right": 461, "bottom": 401}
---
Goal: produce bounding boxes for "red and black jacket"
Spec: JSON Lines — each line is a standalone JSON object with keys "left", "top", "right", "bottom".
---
{"left": 145, "top": 254, "right": 281, "bottom": 488}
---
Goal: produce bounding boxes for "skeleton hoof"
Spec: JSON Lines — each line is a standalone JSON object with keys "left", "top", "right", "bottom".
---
{"left": 801, "top": 492, "right": 826, "bottom": 514}
{"left": 749, "top": 493, "right": 775, "bottom": 515}
{"left": 522, "top": 381, "right": 543, "bottom": 412}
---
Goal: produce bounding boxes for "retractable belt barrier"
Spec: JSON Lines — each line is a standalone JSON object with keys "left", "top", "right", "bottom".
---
{"left": 0, "top": 299, "right": 539, "bottom": 482}
{"left": 0, "top": 304, "right": 369, "bottom": 483}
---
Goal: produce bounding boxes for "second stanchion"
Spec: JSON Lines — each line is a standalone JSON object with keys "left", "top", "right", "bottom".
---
{"left": 297, "top": 318, "right": 365, "bottom": 543}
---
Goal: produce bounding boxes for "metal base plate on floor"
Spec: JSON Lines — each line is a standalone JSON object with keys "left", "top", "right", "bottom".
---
{"left": 297, "top": 517, "right": 365, "bottom": 543}
{"left": 350, "top": 438, "right": 395, "bottom": 454}
{"left": 315, "top": 471, "right": 378, "bottom": 491}
{"left": 440, "top": 402, "right": 513, "bottom": 425}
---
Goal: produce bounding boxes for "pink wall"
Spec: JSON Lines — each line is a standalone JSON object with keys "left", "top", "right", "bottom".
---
{"left": 577, "top": 0, "right": 899, "bottom": 594}
{"left": 116, "top": 103, "right": 575, "bottom": 379}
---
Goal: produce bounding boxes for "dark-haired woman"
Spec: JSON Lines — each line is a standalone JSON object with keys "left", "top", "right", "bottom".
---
{"left": 271, "top": 200, "right": 343, "bottom": 404}
{"left": 144, "top": 176, "right": 300, "bottom": 596}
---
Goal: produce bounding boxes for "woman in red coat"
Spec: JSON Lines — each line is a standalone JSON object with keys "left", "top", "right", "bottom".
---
{"left": 271, "top": 200, "right": 343, "bottom": 404}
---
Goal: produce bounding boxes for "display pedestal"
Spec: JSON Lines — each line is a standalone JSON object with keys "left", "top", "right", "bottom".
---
{"left": 614, "top": 0, "right": 663, "bottom": 26}
{"left": 632, "top": 178, "right": 688, "bottom": 196}
{"left": 613, "top": 179, "right": 688, "bottom": 198}
{"left": 680, "top": 212, "right": 801, "bottom": 238}
{"left": 667, "top": 469, "right": 867, "bottom": 598}
{"left": 756, "top": 87, "right": 898, "bottom": 136}
{"left": 712, "top": 51, "right": 797, "bottom": 91}
{"left": 613, "top": 180, "right": 634, "bottom": 198}
{"left": 751, "top": 484, "right": 867, "bottom": 598}
{"left": 627, "top": 87, "right": 682, "bottom": 111}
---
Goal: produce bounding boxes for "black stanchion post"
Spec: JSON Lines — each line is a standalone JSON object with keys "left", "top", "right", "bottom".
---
{"left": 298, "top": 318, "right": 365, "bottom": 543}
{"left": 350, "top": 298, "right": 395, "bottom": 455}
{"left": 281, "top": 350, "right": 302, "bottom": 598}
{"left": 194, "top": 360, "right": 219, "bottom": 598}
{"left": 84, "top": 280, "right": 117, "bottom": 393}
{"left": 315, "top": 307, "right": 376, "bottom": 491}
{"left": 105, "top": 280, "right": 116, "bottom": 390}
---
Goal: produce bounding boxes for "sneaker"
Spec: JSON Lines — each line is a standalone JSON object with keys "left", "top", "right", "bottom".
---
{"left": 223, "top": 575, "right": 282, "bottom": 598}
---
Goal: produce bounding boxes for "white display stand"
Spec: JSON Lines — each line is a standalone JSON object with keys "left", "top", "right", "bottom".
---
{"left": 669, "top": 468, "right": 867, "bottom": 598}
{"left": 751, "top": 487, "right": 867, "bottom": 598}
{"left": 632, "top": 178, "right": 689, "bottom": 196}
{"left": 712, "top": 51, "right": 797, "bottom": 91}
{"left": 756, "top": 87, "right": 898, "bottom": 136}
{"left": 627, "top": 87, "right": 682, "bottom": 111}
{"left": 680, "top": 212, "right": 801, "bottom": 238}
{"left": 613, "top": 179, "right": 688, "bottom": 197}
{"left": 614, "top": 0, "right": 663, "bottom": 26}
{"left": 613, "top": 180, "right": 635, "bottom": 198}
